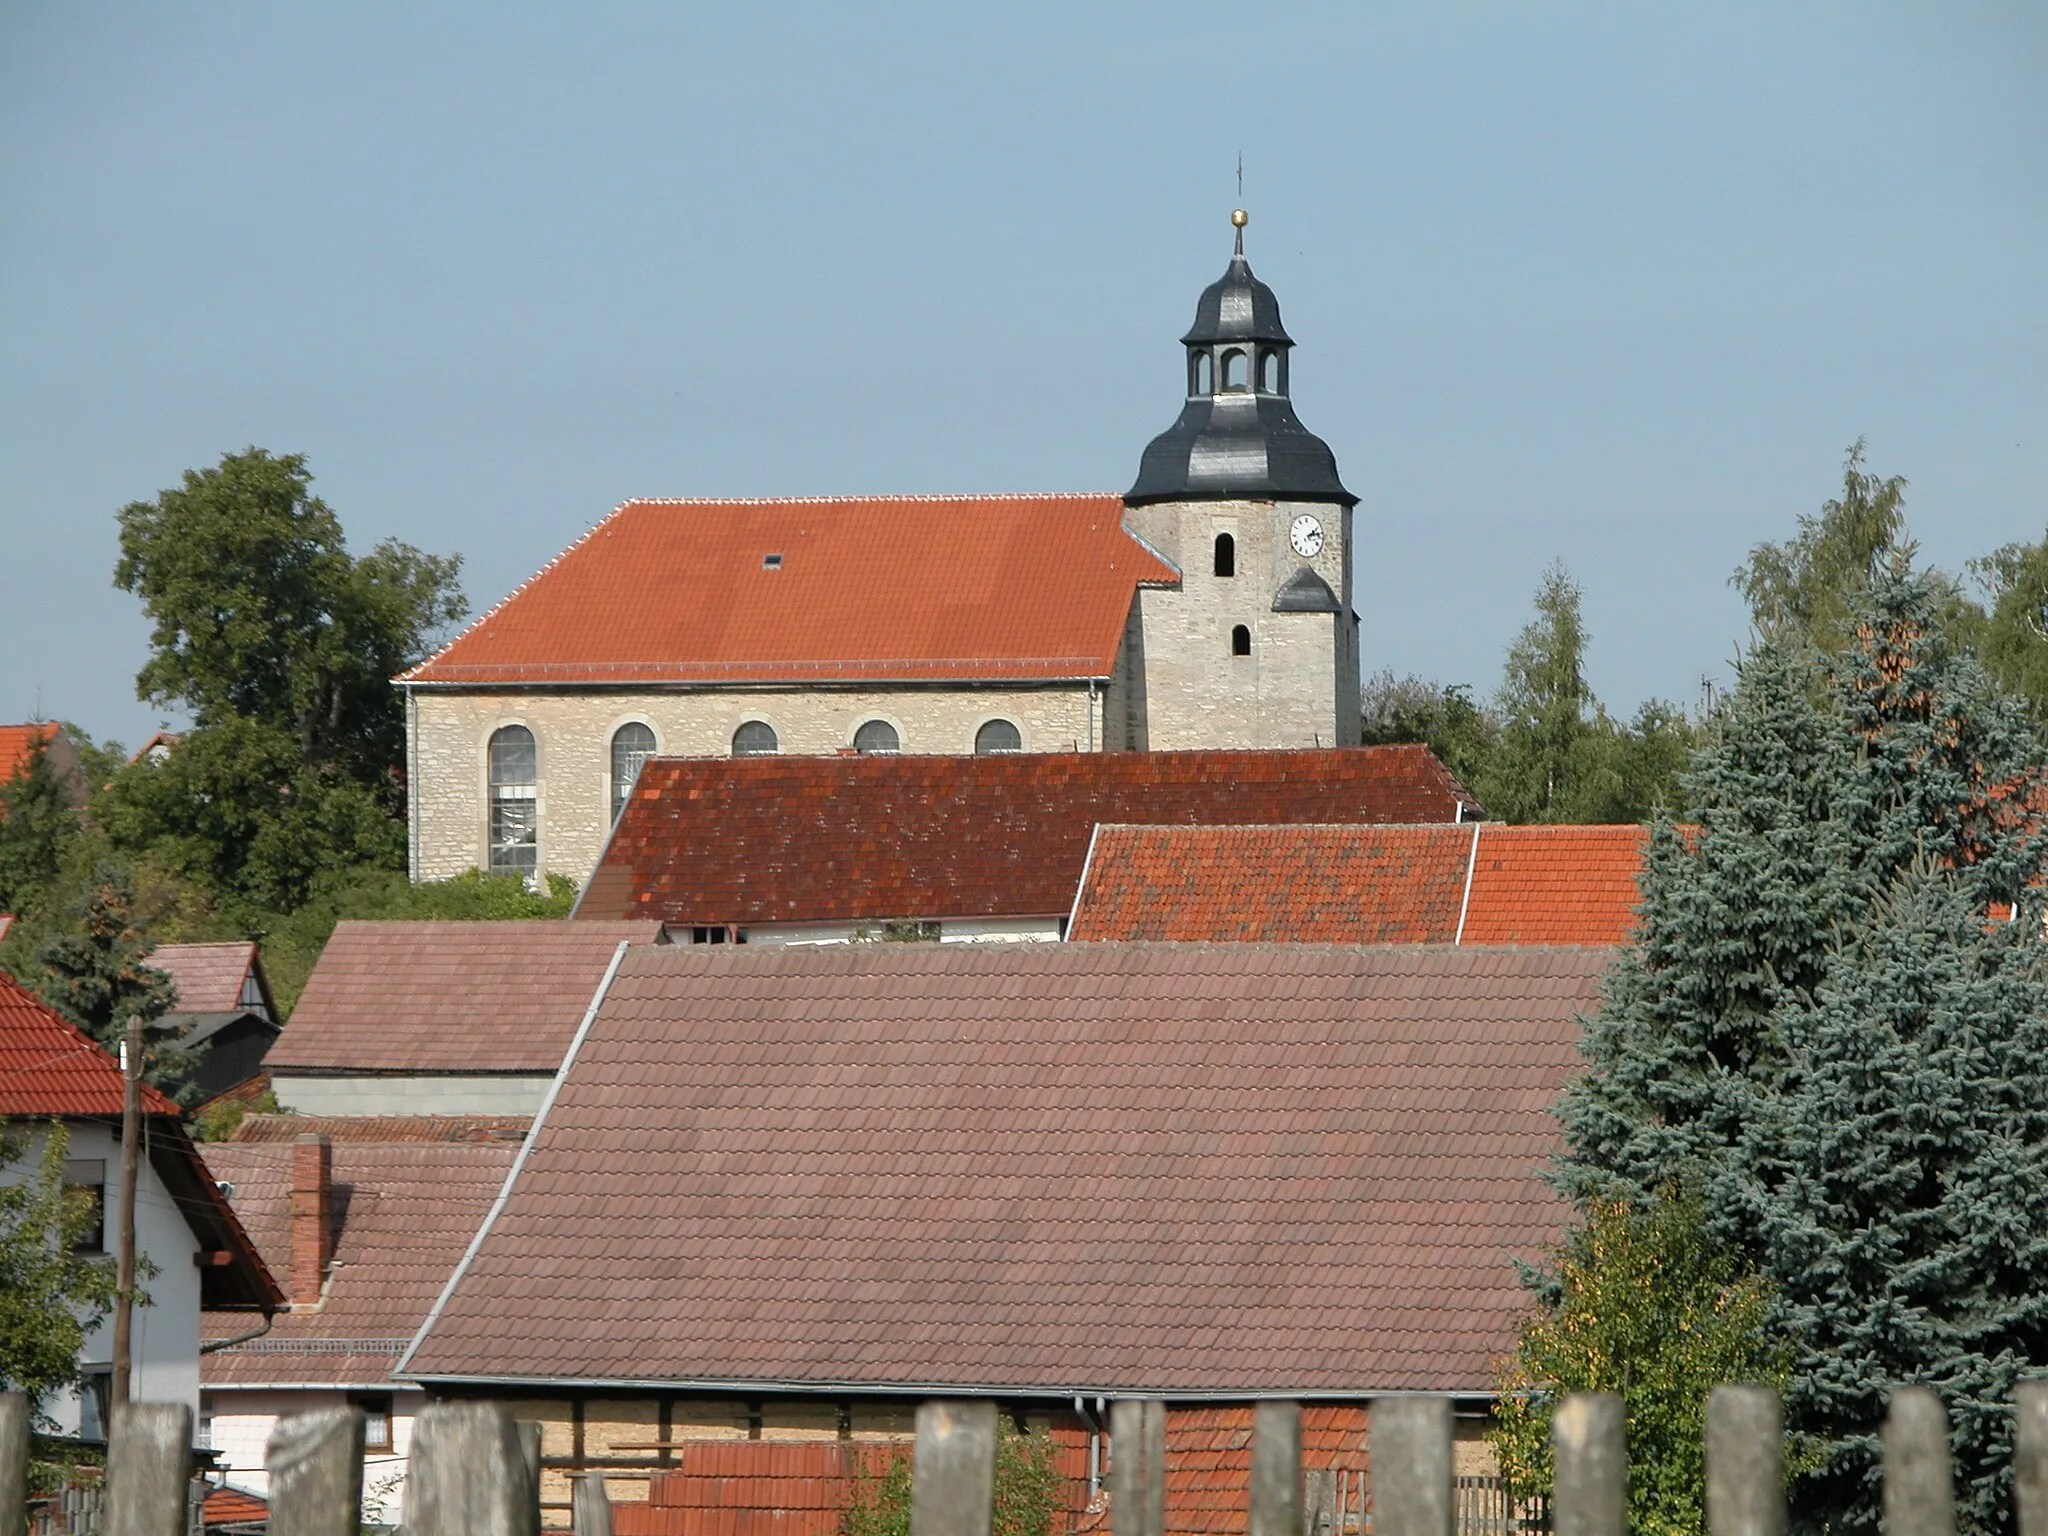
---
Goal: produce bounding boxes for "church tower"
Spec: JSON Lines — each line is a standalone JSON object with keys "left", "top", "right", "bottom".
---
{"left": 1120, "top": 211, "right": 1361, "bottom": 750}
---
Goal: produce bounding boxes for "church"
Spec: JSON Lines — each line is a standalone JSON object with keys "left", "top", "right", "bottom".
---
{"left": 400, "top": 213, "right": 1364, "bottom": 885}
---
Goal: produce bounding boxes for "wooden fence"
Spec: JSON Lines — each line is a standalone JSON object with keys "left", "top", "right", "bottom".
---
{"left": 2, "top": 1383, "right": 2047, "bottom": 1536}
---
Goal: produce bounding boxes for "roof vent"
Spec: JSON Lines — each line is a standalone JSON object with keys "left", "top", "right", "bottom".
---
{"left": 762, "top": 553, "right": 784, "bottom": 569}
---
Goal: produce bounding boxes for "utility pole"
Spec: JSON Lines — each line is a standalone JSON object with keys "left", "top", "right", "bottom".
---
{"left": 111, "top": 1014, "right": 142, "bottom": 1407}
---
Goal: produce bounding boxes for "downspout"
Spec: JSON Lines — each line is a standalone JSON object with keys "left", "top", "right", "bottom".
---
{"left": 1087, "top": 680, "right": 1097, "bottom": 753}
{"left": 1074, "top": 1396, "right": 1107, "bottom": 1499}
{"left": 404, "top": 684, "right": 420, "bottom": 884}
{"left": 1453, "top": 822, "right": 1483, "bottom": 946}
{"left": 200, "top": 1314, "right": 273, "bottom": 1355}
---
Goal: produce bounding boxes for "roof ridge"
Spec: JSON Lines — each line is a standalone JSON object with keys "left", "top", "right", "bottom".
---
{"left": 618, "top": 492, "right": 1120, "bottom": 506}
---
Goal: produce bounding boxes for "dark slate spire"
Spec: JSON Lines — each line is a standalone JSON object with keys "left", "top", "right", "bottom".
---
{"left": 1125, "top": 211, "right": 1356, "bottom": 509}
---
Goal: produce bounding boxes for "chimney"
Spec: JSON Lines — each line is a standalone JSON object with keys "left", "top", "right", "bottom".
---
{"left": 289, "top": 1133, "right": 332, "bottom": 1306}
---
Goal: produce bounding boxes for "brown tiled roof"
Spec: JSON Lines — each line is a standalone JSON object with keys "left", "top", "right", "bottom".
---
{"left": 230, "top": 1112, "right": 530, "bottom": 1144}
{"left": 1068, "top": 823, "right": 1646, "bottom": 945}
{"left": 264, "top": 921, "right": 666, "bottom": 1074}
{"left": 578, "top": 748, "right": 1479, "bottom": 927}
{"left": 201, "top": 1140, "right": 518, "bottom": 1386}
{"left": 402, "top": 942, "right": 1606, "bottom": 1396}
{"left": 399, "top": 496, "right": 1179, "bottom": 687}
{"left": 149, "top": 941, "right": 263, "bottom": 1016}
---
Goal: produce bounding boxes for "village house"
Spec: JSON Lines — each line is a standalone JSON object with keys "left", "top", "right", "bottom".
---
{"left": 391, "top": 940, "right": 1609, "bottom": 1527}
{"left": 0, "top": 970, "right": 279, "bottom": 1440}
{"left": 260, "top": 919, "right": 665, "bottom": 1115}
{"left": 1065, "top": 823, "right": 1648, "bottom": 944}
{"left": 575, "top": 745, "right": 1478, "bottom": 944}
{"left": 399, "top": 218, "right": 1365, "bottom": 888}
{"left": 198, "top": 1119, "right": 521, "bottom": 1524}
{"left": 147, "top": 941, "right": 282, "bottom": 1103}
{"left": 0, "top": 721, "right": 85, "bottom": 801}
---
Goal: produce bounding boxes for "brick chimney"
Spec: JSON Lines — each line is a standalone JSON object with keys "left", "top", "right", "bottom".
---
{"left": 289, "top": 1133, "right": 332, "bottom": 1306}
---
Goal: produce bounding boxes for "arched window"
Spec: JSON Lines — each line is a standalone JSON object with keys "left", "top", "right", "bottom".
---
{"left": 1259, "top": 349, "right": 1280, "bottom": 393}
{"left": 487, "top": 725, "right": 538, "bottom": 878}
{"left": 1221, "top": 349, "right": 1246, "bottom": 391}
{"left": 975, "top": 719, "right": 1022, "bottom": 755}
{"left": 1231, "top": 625, "right": 1252, "bottom": 657}
{"left": 1213, "top": 533, "right": 1236, "bottom": 578}
{"left": 732, "top": 720, "right": 779, "bottom": 757}
{"left": 609, "top": 722, "right": 656, "bottom": 822}
{"left": 1192, "top": 352, "right": 1213, "bottom": 395}
{"left": 853, "top": 719, "right": 901, "bottom": 754}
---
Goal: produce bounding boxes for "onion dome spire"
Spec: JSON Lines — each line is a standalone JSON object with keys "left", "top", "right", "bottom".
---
{"left": 1125, "top": 210, "right": 1355, "bottom": 508}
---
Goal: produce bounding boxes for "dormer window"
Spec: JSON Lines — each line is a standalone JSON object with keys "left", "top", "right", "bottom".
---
{"left": 762, "top": 553, "right": 783, "bottom": 569}
{"left": 1259, "top": 349, "right": 1280, "bottom": 393}
{"left": 1221, "top": 349, "right": 1247, "bottom": 391}
{"left": 1192, "top": 352, "right": 1214, "bottom": 395}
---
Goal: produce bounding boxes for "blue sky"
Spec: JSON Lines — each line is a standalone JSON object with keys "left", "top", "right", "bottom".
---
{"left": 3, "top": 3, "right": 2044, "bottom": 747}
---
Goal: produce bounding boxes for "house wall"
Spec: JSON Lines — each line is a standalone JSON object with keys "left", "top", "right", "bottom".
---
{"left": 0, "top": 1122, "right": 204, "bottom": 1438}
{"left": 407, "top": 684, "right": 1109, "bottom": 887}
{"left": 204, "top": 1385, "right": 423, "bottom": 1522}
{"left": 1121, "top": 499, "right": 1359, "bottom": 751}
{"left": 268, "top": 1073, "right": 555, "bottom": 1117}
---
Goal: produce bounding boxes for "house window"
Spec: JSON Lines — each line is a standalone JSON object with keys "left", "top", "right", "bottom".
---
{"left": 732, "top": 720, "right": 779, "bottom": 757}
{"left": 1213, "top": 533, "right": 1235, "bottom": 578}
{"left": 78, "top": 1373, "right": 110, "bottom": 1443}
{"left": 1192, "top": 352, "right": 1213, "bottom": 395}
{"left": 1221, "top": 349, "right": 1246, "bottom": 391}
{"left": 610, "top": 722, "right": 657, "bottom": 822}
{"left": 975, "top": 719, "right": 1022, "bottom": 755}
{"left": 353, "top": 1393, "right": 394, "bottom": 1453}
{"left": 853, "top": 720, "right": 900, "bottom": 755}
{"left": 198, "top": 1394, "right": 216, "bottom": 1451}
{"left": 64, "top": 1160, "right": 105, "bottom": 1255}
{"left": 487, "top": 726, "right": 538, "bottom": 878}
{"left": 1259, "top": 349, "right": 1280, "bottom": 393}
{"left": 1231, "top": 625, "right": 1252, "bottom": 656}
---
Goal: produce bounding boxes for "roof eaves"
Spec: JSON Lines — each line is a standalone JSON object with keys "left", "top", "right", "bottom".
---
{"left": 394, "top": 1368, "right": 1503, "bottom": 1401}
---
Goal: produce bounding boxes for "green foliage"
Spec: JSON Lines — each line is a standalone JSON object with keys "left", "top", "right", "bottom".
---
{"left": 192, "top": 1087, "right": 281, "bottom": 1143}
{"left": 1734, "top": 440, "right": 1910, "bottom": 655}
{"left": 841, "top": 1430, "right": 1063, "bottom": 1536}
{"left": 114, "top": 448, "right": 465, "bottom": 784}
{"left": 0, "top": 736, "right": 80, "bottom": 918}
{"left": 34, "top": 868, "right": 175, "bottom": 1051}
{"left": 1970, "top": 531, "right": 2048, "bottom": 723}
{"left": 1491, "top": 1192, "right": 1789, "bottom": 1536}
{"left": 1557, "top": 566, "right": 2048, "bottom": 1534}
{"left": 0, "top": 1122, "right": 122, "bottom": 1416}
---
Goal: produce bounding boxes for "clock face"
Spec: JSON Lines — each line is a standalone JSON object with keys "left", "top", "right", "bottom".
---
{"left": 1289, "top": 514, "right": 1325, "bottom": 558}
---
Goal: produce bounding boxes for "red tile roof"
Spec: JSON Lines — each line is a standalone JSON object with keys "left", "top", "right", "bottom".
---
{"left": 264, "top": 921, "right": 667, "bottom": 1074}
{"left": 1068, "top": 823, "right": 1647, "bottom": 945}
{"left": 0, "top": 969, "right": 181, "bottom": 1116}
{"left": 578, "top": 748, "right": 1478, "bottom": 927}
{"left": 201, "top": 1139, "right": 518, "bottom": 1386}
{"left": 230, "top": 1112, "right": 530, "bottom": 1144}
{"left": 399, "top": 496, "right": 1179, "bottom": 687}
{"left": 203, "top": 1486, "right": 269, "bottom": 1527}
{"left": 149, "top": 941, "right": 264, "bottom": 1017}
{"left": 0, "top": 724, "right": 55, "bottom": 783}
{"left": 402, "top": 941, "right": 1608, "bottom": 1396}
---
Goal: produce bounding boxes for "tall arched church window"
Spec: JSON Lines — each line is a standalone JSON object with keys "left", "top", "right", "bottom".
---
{"left": 1221, "top": 349, "right": 1246, "bottom": 391}
{"left": 609, "top": 722, "right": 656, "bottom": 823}
{"left": 732, "top": 720, "right": 779, "bottom": 757}
{"left": 1193, "top": 352, "right": 1213, "bottom": 395}
{"left": 487, "top": 725, "right": 538, "bottom": 878}
{"left": 975, "top": 719, "right": 1022, "bottom": 755}
{"left": 1259, "top": 349, "right": 1280, "bottom": 393}
{"left": 853, "top": 719, "right": 901, "bottom": 755}
{"left": 1231, "top": 625, "right": 1252, "bottom": 657}
{"left": 1213, "top": 533, "right": 1236, "bottom": 578}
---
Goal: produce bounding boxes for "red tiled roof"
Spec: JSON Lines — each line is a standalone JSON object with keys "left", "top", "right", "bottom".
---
{"left": 399, "top": 496, "right": 1179, "bottom": 687}
{"left": 402, "top": 942, "right": 1608, "bottom": 1396}
{"left": 264, "top": 921, "right": 666, "bottom": 1074}
{"left": 201, "top": 1140, "right": 518, "bottom": 1386}
{"left": 230, "top": 1112, "right": 530, "bottom": 1143}
{"left": 203, "top": 1486, "right": 269, "bottom": 1527}
{"left": 1068, "top": 823, "right": 1646, "bottom": 945}
{"left": 0, "top": 969, "right": 180, "bottom": 1116}
{"left": 0, "top": 724, "right": 54, "bottom": 783}
{"left": 578, "top": 748, "right": 1478, "bottom": 927}
{"left": 149, "top": 941, "right": 262, "bottom": 1016}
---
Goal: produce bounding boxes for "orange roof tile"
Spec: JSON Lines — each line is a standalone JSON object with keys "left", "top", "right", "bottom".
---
{"left": 1068, "top": 823, "right": 1646, "bottom": 945}
{"left": 0, "top": 969, "right": 181, "bottom": 1116}
{"left": 0, "top": 724, "right": 54, "bottom": 783}
{"left": 400, "top": 495, "right": 1179, "bottom": 687}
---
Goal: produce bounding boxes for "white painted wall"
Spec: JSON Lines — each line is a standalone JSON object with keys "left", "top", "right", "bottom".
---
{"left": 205, "top": 1385, "right": 424, "bottom": 1524}
{"left": 0, "top": 1121, "right": 204, "bottom": 1439}
{"left": 268, "top": 1074, "right": 554, "bottom": 1116}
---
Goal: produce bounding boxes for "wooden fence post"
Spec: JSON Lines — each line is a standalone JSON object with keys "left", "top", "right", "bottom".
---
{"left": 0, "top": 1392, "right": 26, "bottom": 1536}
{"left": 1110, "top": 1400, "right": 1165, "bottom": 1536}
{"left": 1551, "top": 1393, "right": 1625, "bottom": 1536}
{"left": 2016, "top": 1381, "right": 2048, "bottom": 1536}
{"left": 573, "top": 1471, "right": 615, "bottom": 1536}
{"left": 1883, "top": 1387, "right": 1954, "bottom": 1536}
{"left": 1706, "top": 1385, "right": 1783, "bottom": 1536}
{"left": 1249, "top": 1401, "right": 1302, "bottom": 1536}
{"left": 408, "top": 1401, "right": 540, "bottom": 1536}
{"left": 265, "top": 1408, "right": 365, "bottom": 1536}
{"left": 1372, "top": 1397, "right": 1453, "bottom": 1536}
{"left": 911, "top": 1401, "right": 998, "bottom": 1536}
{"left": 103, "top": 1402, "right": 191, "bottom": 1536}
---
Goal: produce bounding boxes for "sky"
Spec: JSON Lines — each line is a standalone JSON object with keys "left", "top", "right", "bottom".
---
{"left": 3, "top": 3, "right": 2045, "bottom": 749}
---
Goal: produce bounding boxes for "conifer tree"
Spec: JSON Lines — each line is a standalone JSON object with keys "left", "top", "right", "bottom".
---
{"left": 35, "top": 868, "right": 175, "bottom": 1051}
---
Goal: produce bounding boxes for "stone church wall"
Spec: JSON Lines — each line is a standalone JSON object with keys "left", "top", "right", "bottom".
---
{"left": 407, "top": 684, "right": 1105, "bottom": 887}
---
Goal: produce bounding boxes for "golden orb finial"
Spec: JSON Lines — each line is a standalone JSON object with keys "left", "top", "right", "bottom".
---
{"left": 1230, "top": 208, "right": 1249, "bottom": 227}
